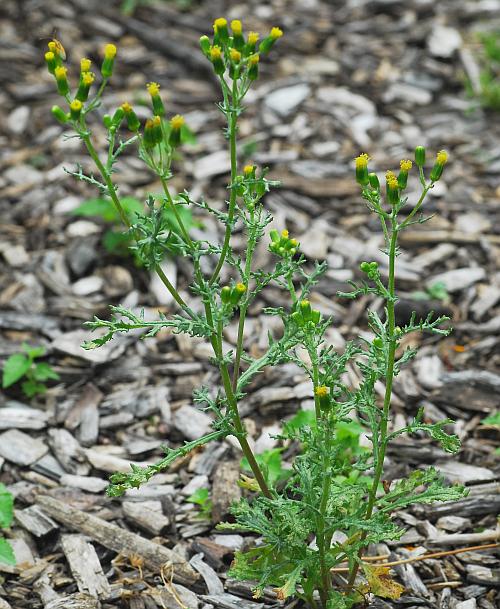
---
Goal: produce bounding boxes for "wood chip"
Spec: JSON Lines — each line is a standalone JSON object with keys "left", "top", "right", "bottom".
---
{"left": 60, "top": 534, "right": 111, "bottom": 599}
{"left": 36, "top": 494, "right": 198, "bottom": 586}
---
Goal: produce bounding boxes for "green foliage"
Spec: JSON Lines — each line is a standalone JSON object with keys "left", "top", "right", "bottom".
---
{"left": 409, "top": 281, "right": 450, "bottom": 303}
{"left": 2, "top": 345, "right": 59, "bottom": 398}
{"left": 186, "top": 487, "right": 213, "bottom": 519}
{"left": 0, "top": 484, "right": 15, "bottom": 566}
{"left": 46, "top": 20, "right": 468, "bottom": 608}
{"left": 468, "top": 31, "right": 500, "bottom": 111}
{"left": 72, "top": 195, "right": 198, "bottom": 263}
{"left": 481, "top": 411, "right": 500, "bottom": 425}
{"left": 241, "top": 448, "right": 290, "bottom": 488}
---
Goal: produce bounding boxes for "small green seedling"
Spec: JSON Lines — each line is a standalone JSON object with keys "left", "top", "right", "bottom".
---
{"left": 481, "top": 411, "right": 500, "bottom": 426}
{"left": 467, "top": 31, "right": 500, "bottom": 111}
{"left": 2, "top": 345, "right": 59, "bottom": 398}
{"left": 409, "top": 281, "right": 450, "bottom": 304}
{"left": 0, "top": 484, "right": 15, "bottom": 566}
{"left": 186, "top": 487, "right": 212, "bottom": 520}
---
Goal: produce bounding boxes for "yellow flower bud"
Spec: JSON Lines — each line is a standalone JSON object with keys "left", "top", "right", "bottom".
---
{"left": 281, "top": 229, "right": 289, "bottom": 238}
{"left": 102, "top": 44, "right": 117, "bottom": 78}
{"left": 69, "top": 99, "right": 83, "bottom": 119}
{"left": 54, "top": 66, "right": 69, "bottom": 96}
{"left": 169, "top": 114, "right": 185, "bottom": 147}
{"left": 243, "top": 164, "right": 254, "bottom": 176}
{"left": 170, "top": 114, "right": 185, "bottom": 130}
{"left": 104, "top": 44, "right": 117, "bottom": 59}
{"left": 247, "top": 32, "right": 259, "bottom": 46}
{"left": 436, "top": 150, "right": 448, "bottom": 165}
{"left": 314, "top": 386, "right": 328, "bottom": 398}
{"left": 45, "top": 51, "right": 56, "bottom": 74}
{"left": 400, "top": 159, "right": 412, "bottom": 172}
{"left": 270, "top": 27, "right": 283, "bottom": 40}
{"left": 231, "top": 20, "right": 242, "bottom": 35}
{"left": 355, "top": 153, "right": 370, "bottom": 186}
{"left": 80, "top": 58, "right": 91, "bottom": 72}
{"left": 146, "top": 81, "right": 160, "bottom": 97}
{"left": 230, "top": 49, "right": 241, "bottom": 62}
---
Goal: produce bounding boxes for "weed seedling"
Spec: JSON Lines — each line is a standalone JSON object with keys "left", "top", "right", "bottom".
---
{"left": 2, "top": 344, "right": 59, "bottom": 398}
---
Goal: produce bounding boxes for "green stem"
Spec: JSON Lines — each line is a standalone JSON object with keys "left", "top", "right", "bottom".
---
{"left": 210, "top": 79, "right": 239, "bottom": 285}
{"left": 232, "top": 209, "right": 258, "bottom": 389}
{"left": 215, "top": 319, "right": 272, "bottom": 499}
{"left": 311, "top": 352, "right": 321, "bottom": 421}
{"left": 317, "top": 431, "right": 332, "bottom": 608}
{"left": 159, "top": 175, "right": 194, "bottom": 249}
{"left": 80, "top": 129, "right": 191, "bottom": 312}
{"left": 346, "top": 221, "right": 399, "bottom": 592}
{"left": 399, "top": 182, "right": 432, "bottom": 228}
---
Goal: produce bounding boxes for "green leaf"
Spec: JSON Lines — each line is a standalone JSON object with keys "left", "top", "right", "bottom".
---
{"left": 187, "top": 488, "right": 209, "bottom": 506}
{"left": 0, "top": 537, "right": 15, "bottom": 566}
{"left": 32, "top": 362, "right": 59, "bottom": 382}
{"left": 286, "top": 409, "right": 316, "bottom": 432}
{"left": 102, "top": 230, "right": 133, "bottom": 256}
{"left": 482, "top": 411, "right": 500, "bottom": 426}
{"left": 241, "top": 449, "right": 289, "bottom": 487}
{"left": 2, "top": 353, "right": 31, "bottom": 388}
{"left": 23, "top": 344, "right": 45, "bottom": 359}
{"left": 72, "top": 197, "right": 118, "bottom": 222}
{"left": 0, "top": 484, "right": 14, "bottom": 529}
{"left": 21, "top": 379, "right": 46, "bottom": 398}
{"left": 72, "top": 197, "right": 144, "bottom": 224}
{"left": 180, "top": 123, "right": 197, "bottom": 145}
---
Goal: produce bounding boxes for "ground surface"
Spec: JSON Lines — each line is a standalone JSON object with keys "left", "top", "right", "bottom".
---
{"left": 0, "top": 0, "right": 499, "bottom": 608}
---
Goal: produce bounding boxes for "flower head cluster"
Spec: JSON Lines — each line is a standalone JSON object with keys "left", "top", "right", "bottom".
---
{"left": 220, "top": 282, "right": 247, "bottom": 307}
{"left": 200, "top": 18, "right": 283, "bottom": 81}
{"left": 291, "top": 299, "right": 322, "bottom": 328}
{"left": 45, "top": 39, "right": 116, "bottom": 124}
{"left": 269, "top": 229, "right": 299, "bottom": 258}
{"left": 44, "top": 39, "right": 188, "bottom": 152}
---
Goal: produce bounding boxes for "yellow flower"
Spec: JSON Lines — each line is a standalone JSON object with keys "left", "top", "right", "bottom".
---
{"left": 281, "top": 229, "right": 289, "bottom": 238}
{"left": 82, "top": 72, "right": 95, "bottom": 86}
{"left": 231, "top": 20, "right": 242, "bottom": 35}
{"left": 45, "top": 51, "right": 55, "bottom": 62}
{"left": 243, "top": 164, "right": 254, "bottom": 176}
{"left": 314, "top": 386, "right": 328, "bottom": 398}
{"left": 152, "top": 115, "right": 161, "bottom": 126}
{"left": 248, "top": 53, "right": 260, "bottom": 65}
{"left": 436, "top": 150, "right": 448, "bottom": 165}
{"left": 210, "top": 45, "right": 222, "bottom": 60}
{"left": 247, "top": 32, "right": 259, "bottom": 45}
{"left": 355, "top": 153, "right": 370, "bottom": 169}
{"left": 230, "top": 49, "right": 241, "bottom": 62}
{"left": 170, "top": 114, "right": 185, "bottom": 130}
{"left": 54, "top": 66, "right": 67, "bottom": 80}
{"left": 213, "top": 17, "right": 227, "bottom": 31}
{"left": 121, "top": 102, "right": 133, "bottom": 113}
{"left": 70, "top": 99, "right": 82, "bottom": 111}
{"left": 104, "top": 44, "right": 117, "bottom": 59}
{"left": 400, "top": 159, "right": 412, "bottom": 171}
{"left": 80, "top": 58, "right": 91, "bottom": 72}
{"left": 147, "top": 82, "right": 160, "bottom": 96}
{"left": 385, "top": 170, "right": 398, "bottom": 188}
{"left": 235, "top": 283, "right": 247, "bottom": 293}
{"left": 270, "top": 27, "right": 283, "bottom": 40}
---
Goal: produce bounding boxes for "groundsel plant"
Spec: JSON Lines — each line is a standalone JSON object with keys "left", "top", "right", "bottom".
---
{"left": 45, "top": 20, "right": 467, "bottom": 609}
